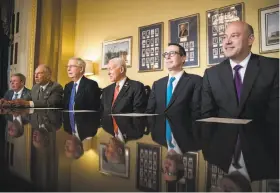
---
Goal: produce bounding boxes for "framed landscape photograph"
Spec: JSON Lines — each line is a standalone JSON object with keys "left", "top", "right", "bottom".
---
{"left": 101, "top": 36, "right": 132, "bottom": 69}
{"left": 206, "top": 3, "right": 244, "bottom": 65}
{"left": 259, "top": 4, "right": 279, "bottom": 54}
{"left": 99, "top": 143, "right": 130, "bottom": 178}
{"left": 169, "top": 14, "right": 200, "bottom": 68}
{"left": 139, "top": 22, "right": 164, "bottom": 72}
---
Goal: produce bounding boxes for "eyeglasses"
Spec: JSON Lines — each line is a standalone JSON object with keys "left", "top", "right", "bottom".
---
{"left": 66, "top": 65, "right": 81, "bottom": 68}
{"left": 162, "top": 51, "right": 180, "bottom": 58}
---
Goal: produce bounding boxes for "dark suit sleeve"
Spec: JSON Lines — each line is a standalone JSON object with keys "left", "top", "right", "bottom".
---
{"left": 23, "top": 88, "right": 32, "bottom": 101}
{"left": 145, "top": 82, "right": 156, "bottom": 113}
{"left": 201, "top": 69, "right": 218, "bottom": 118}
{"left": 88, "top": 81, "right": 101, "bottom": 110}
{"left": 33, "top": 84, "right": 64, "bottom": 108}
{"left": 63, "top": 84, "right": 70, "bottom": 109}
{"left": 133, "top": 83, "right": 147, "bottom": 113}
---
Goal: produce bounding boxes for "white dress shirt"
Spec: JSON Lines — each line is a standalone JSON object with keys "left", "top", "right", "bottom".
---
{"left": 116, "top": 77, "right": 127, "bottom": 92}
{"left": 166, "top": 70, "right": 184, "bottom": 155}
{"left": 228, "top": 53, "right": 252, "bottom": 181}
{"left": 12, "top": 87, "right": 24, "bottom": 99}
{"left": 115, "top": 128, "right": 125, "bottom": 142}
{"left": 73, "top": 76, "right": 82, "bottom": 93}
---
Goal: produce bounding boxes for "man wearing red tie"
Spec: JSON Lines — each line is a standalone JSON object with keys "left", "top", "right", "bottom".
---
{"left": 100, "top": 58, "right": 147, "bottom": 114}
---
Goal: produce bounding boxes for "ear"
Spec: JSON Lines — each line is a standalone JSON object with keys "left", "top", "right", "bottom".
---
{"left": 248, "top": 34, "right": 255, "bottom": 46}
{"left": 120, "top": 67, "right": 124, "bottom": 73}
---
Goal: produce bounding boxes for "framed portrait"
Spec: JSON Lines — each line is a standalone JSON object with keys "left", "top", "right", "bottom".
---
{"left": 205, "top": 162, "right": 226, "bottom": 191}
{"left": 206, "top": 3, "right": 244, "bottom": 65}
{"left": 99, "top": 143, "right": 130, "bottom": 178}
{"left": 259, "top": 4, "right": 279, "bottom": 54}
{"left": 169, "top": 13, "right": 200, "bottom": 68}
{"left": 101, "top": 36, "right": 132, "bottom": 69}
{"left": 139, "top": 22, "right": 164, "bottom": 72}
{"left": 136, "top": 143, "right": 161, "bottom": 192}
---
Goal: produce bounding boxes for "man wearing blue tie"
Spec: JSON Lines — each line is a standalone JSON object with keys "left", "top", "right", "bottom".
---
{"left": 146, "top": 43, "right": 202, "bottom": 154}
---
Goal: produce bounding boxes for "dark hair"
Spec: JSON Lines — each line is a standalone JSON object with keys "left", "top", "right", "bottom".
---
{"left": 12, "top": 73, "right": 26, "bottom": 85}
{"left": 168, "top": 43, "right": 186, "bottom": 56}
{"left": 247, "top": 24, "right": 254, "bottom": 36}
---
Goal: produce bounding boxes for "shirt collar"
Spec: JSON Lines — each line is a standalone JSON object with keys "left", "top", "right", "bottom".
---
{"left": 74, "top": 76, "right": 83, "bottom": 87}
{"left": 15, "top": 87, "right": 24, "bottom": 95}
{"left": 40, "top": 82, "right": 50, "bottom": 91}
{"left": 230, "top": 52, "right": 251, "bottom": 70}
{"left": 117, "top": 77, "right": 127, "bottom": 88}
{"left": 168, "top": 70, "right": 184, "bottom": 81}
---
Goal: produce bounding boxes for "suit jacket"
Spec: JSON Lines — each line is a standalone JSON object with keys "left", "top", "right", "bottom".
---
{"left": 101, "top": 115, "right": 146, "bottom": 142}
{"left": 64, "top": 76, "right": 100, "bottom": 110}
{"left": 196, "top": 121, "right": 278, "bottom": 181}
{"left": 101, "top": 78, "right": 147, "bottom": 114}
{"left": 179, "top": 29, "right": 188, "bottom": 37}
{"left": 3, "top": 87, "right": 32, "bottom": 100}
{"left": 63, "top": 112, "right": 100, "bottom": 141}
{"left": 31, "top": 81, "right": 64, "bottom": 108}
{"left": 149, "top": 114, "right": 200, "bottom": 153}
{"left": 146, "top": 72, "right": 202, "bottom": 132}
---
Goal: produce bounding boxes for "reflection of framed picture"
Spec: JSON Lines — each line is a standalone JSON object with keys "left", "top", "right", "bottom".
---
{"left": 182, "top": 152, "right": 199, "bottom": 192}
{"left": 206, "top": 3, "right": 244, "bottom": 65}
{"left": 136, "top": 143, "right": 161, "bottom": 192}
{"left": 139, "top": 22, "right": 163, "bottom": 72}
{"left": 169, "top": 14, "right": 200, "bottom": 68}
{"left": 205, "top": 162, "right": 226, "bottom": 191}
{"left": 259, "top": 4, "right": 279, "bottom": 54}
{"left": 101, "top": 36, "right": 132, "bottom": 69}
{"left": 99, "top": 143, "right": 130, "bottom": 178}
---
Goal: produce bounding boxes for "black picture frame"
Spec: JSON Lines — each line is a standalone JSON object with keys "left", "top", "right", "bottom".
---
{"left": 139, "top": 22, "right": 164, "bottom": 72}
{"left": 205, "top": 162, "right": 226, "bottom": 191}
{"left": 169, "top": 14, "right": 200, "bottom": 68}
{"left": 136, "top": 142, "right": 161, "bottom": 192}
{"left": 206, "top": 2, "right": 244, "bottom": 65}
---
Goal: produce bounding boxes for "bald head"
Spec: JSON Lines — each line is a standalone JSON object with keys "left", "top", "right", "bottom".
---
{"left": 107, "top": 58, "right": 127, "bottom": 83}
{"left": 222, "top": 21, "right": 255, "bottom": 63}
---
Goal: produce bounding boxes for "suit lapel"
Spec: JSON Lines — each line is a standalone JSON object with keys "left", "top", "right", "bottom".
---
{"left": 108, "top": 84, "right": 115, "bottom": 108}
{"left": 237, "top": 54, "right": 260, "bottom": 115}
{"left": 75, "top": 76, "right": 86, "bottom": 101}
{"left": 160, "top": 77, "right": 168, "bottom": 108}
{"left": 21, "top": 87, "right": 27, "bottom": 99}
{"left": 218, "top": 60, "right": 239, "bottom": 108}
{"left": 166, "top": 72, "right": 190, "bottom": 110}
{"left": 112, "top": 79, "right": 130, "bottom": 110}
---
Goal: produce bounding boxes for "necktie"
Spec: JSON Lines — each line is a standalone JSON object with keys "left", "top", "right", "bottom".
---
{"left": 166, "top": 77, "right": 176, "bottom": 148}
{"left": 13, "top": 93, "right": 18, "bottom": 100}
{"left": 38, "top": 87, "right": 44, "bottom": 100}
{"left": 112, "top": 84, "right": 120, "bottom": 105}
{"left": 112, "top": 116, "right": 119, "bottom": 135}
{"left": 69, "top": 83, "right": 77, "bottom": 132}
{"left": 233, "top": 65, "right": 242, "bottom": 169}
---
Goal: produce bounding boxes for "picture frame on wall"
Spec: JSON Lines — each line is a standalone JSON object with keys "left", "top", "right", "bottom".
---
{"left": 259, "top": 4, "right": 279, "bottom": 54}
{"left": 169, "top": 14, "right": 200, "bottom": 68}
{"left": 101, "top": 36, "right": 132, "bottom": 69}
{"left": 205, "top": 162, "right": 226, "bottom": 191}
{"left": 99, "top": 143, "right": 130, "bottom": 178}
{"left": 136, "top": 143, "right": 161, "bottom": 192}
{"left": 206, "top": 3, "right": 244, "bottom": 65}
{"left": 139, "top": 22, "right": 164, "bottom": 72}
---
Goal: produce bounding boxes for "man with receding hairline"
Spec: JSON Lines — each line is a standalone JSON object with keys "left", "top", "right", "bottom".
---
{"left": 12, "top": 64, "right": 64, "bottom": 108}
{"left": 101, "top": 57, "right": 147, "bottom": 114}
{"left": 201, "top": 21, "right": 279, "bottom": 182}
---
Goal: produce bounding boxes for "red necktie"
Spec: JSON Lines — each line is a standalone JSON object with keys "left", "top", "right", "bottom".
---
{"left": 112, "top": 84, "right": 120, "bottom": 105}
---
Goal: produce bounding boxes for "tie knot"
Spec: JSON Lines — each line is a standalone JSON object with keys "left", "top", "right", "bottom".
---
{"left": 73, "top": 83, "right": 77, "bottom": 87}
{"left": 40, "top": 87, "right": 44, "bottom": 92}
{"left": 233, "top": 65, "right": 242, "bottom": 72}
{"left": 169, "top": 77, "right": 176, "bottom": 83}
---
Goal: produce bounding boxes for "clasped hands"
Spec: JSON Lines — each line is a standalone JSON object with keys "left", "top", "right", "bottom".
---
{"left": 0, "top": 98, "right": 30, "bottom": 108}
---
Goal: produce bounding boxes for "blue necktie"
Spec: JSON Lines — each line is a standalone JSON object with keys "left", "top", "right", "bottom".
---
{"left": 166, "top": 77, "right": 176, "bottom": 148}
{"left": 69, "top": 83, "right": 77, "bottom": 132}
{"left": 12, "top": 93, "right": 18, "bottom": 100}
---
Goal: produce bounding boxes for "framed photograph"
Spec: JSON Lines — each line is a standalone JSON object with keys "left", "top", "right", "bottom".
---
{"left": 259, "top": 4, "right": 279, "bottom": 54}
{"left": 169, "top": 13, "right": 200, "bottom": 68}
{"left": 206, "top": 3, "right": 244, "bottom": 65}
{"left": 101, "top": 36, "right": 132, "bottom": 69}
{"left": 182, "top": 152, "right": 199, "bottom": 191}
{"left": 139, "top": 22, "right": 163, "bottom": 72}
{"left": 136, "top": 143, "right": 161, "bottom": 192}
{"left": 99, "top": 143, "right": 130, "bottom": 178}
{"left": 205, "top": 162, "right": 226, "bottom": 191}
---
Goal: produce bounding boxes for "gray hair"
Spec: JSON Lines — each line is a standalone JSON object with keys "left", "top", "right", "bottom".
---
{"left": 109, "top": 57, "right": 127, "bottom": 73}
{"left": 11, "top": 73, "right": 26, "bottom": 85}
{"left": 69, "top": 57, "right": 86, "bottom": 74}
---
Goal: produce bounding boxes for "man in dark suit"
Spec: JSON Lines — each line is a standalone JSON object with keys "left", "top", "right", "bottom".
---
{"left": 11, "top": 64, "right": 64, "bottom": 108}
{"left": 101, "top": 58, "right": 147, "bottom": 114}
{"left": 201, "top": 21, "right": 279, "bottom": 182}
{"left": 64, "top": 57, "right": 100, "bottom": 110}
{"left": 0, "top": 73, "right": 31, "bottom": 107}
{"left": 101, "top": 115, "right": 146, "bottom": 164}
{"left": 63, "top": 112, "right": 100, "bottom": 159}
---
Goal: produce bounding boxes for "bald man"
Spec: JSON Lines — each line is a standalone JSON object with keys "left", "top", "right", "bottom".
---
{"left": 12, "top": 64, "right": 63, "bottom": 108}
{"left": 101, "top": 58, "right": 147, "bottom": 114}
{"left": 201, "top": 21, "right": 279, "bottom": 182}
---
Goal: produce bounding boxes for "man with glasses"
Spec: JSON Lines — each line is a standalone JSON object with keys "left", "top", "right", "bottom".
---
{"left": 64, "top": 57, "right": 100, "bottom": 110}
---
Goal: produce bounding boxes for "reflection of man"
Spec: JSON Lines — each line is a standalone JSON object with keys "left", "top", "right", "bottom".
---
{"left": 101, "top": 58, "right": 147, "bottom": 114}
{"left": 178, "top": 23, "right": 188, "bottom": 38}
{"left": 63, "top": 112, "right": 100, "bottom": 159}
{"left": 162, "top": 149, "right": 183, "bottom": 181}
{"left": 5, "top": 110, "right": 29, "bottom": 138}
{"left": 11, "top": 65, "right": 64, "bottom": 108}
